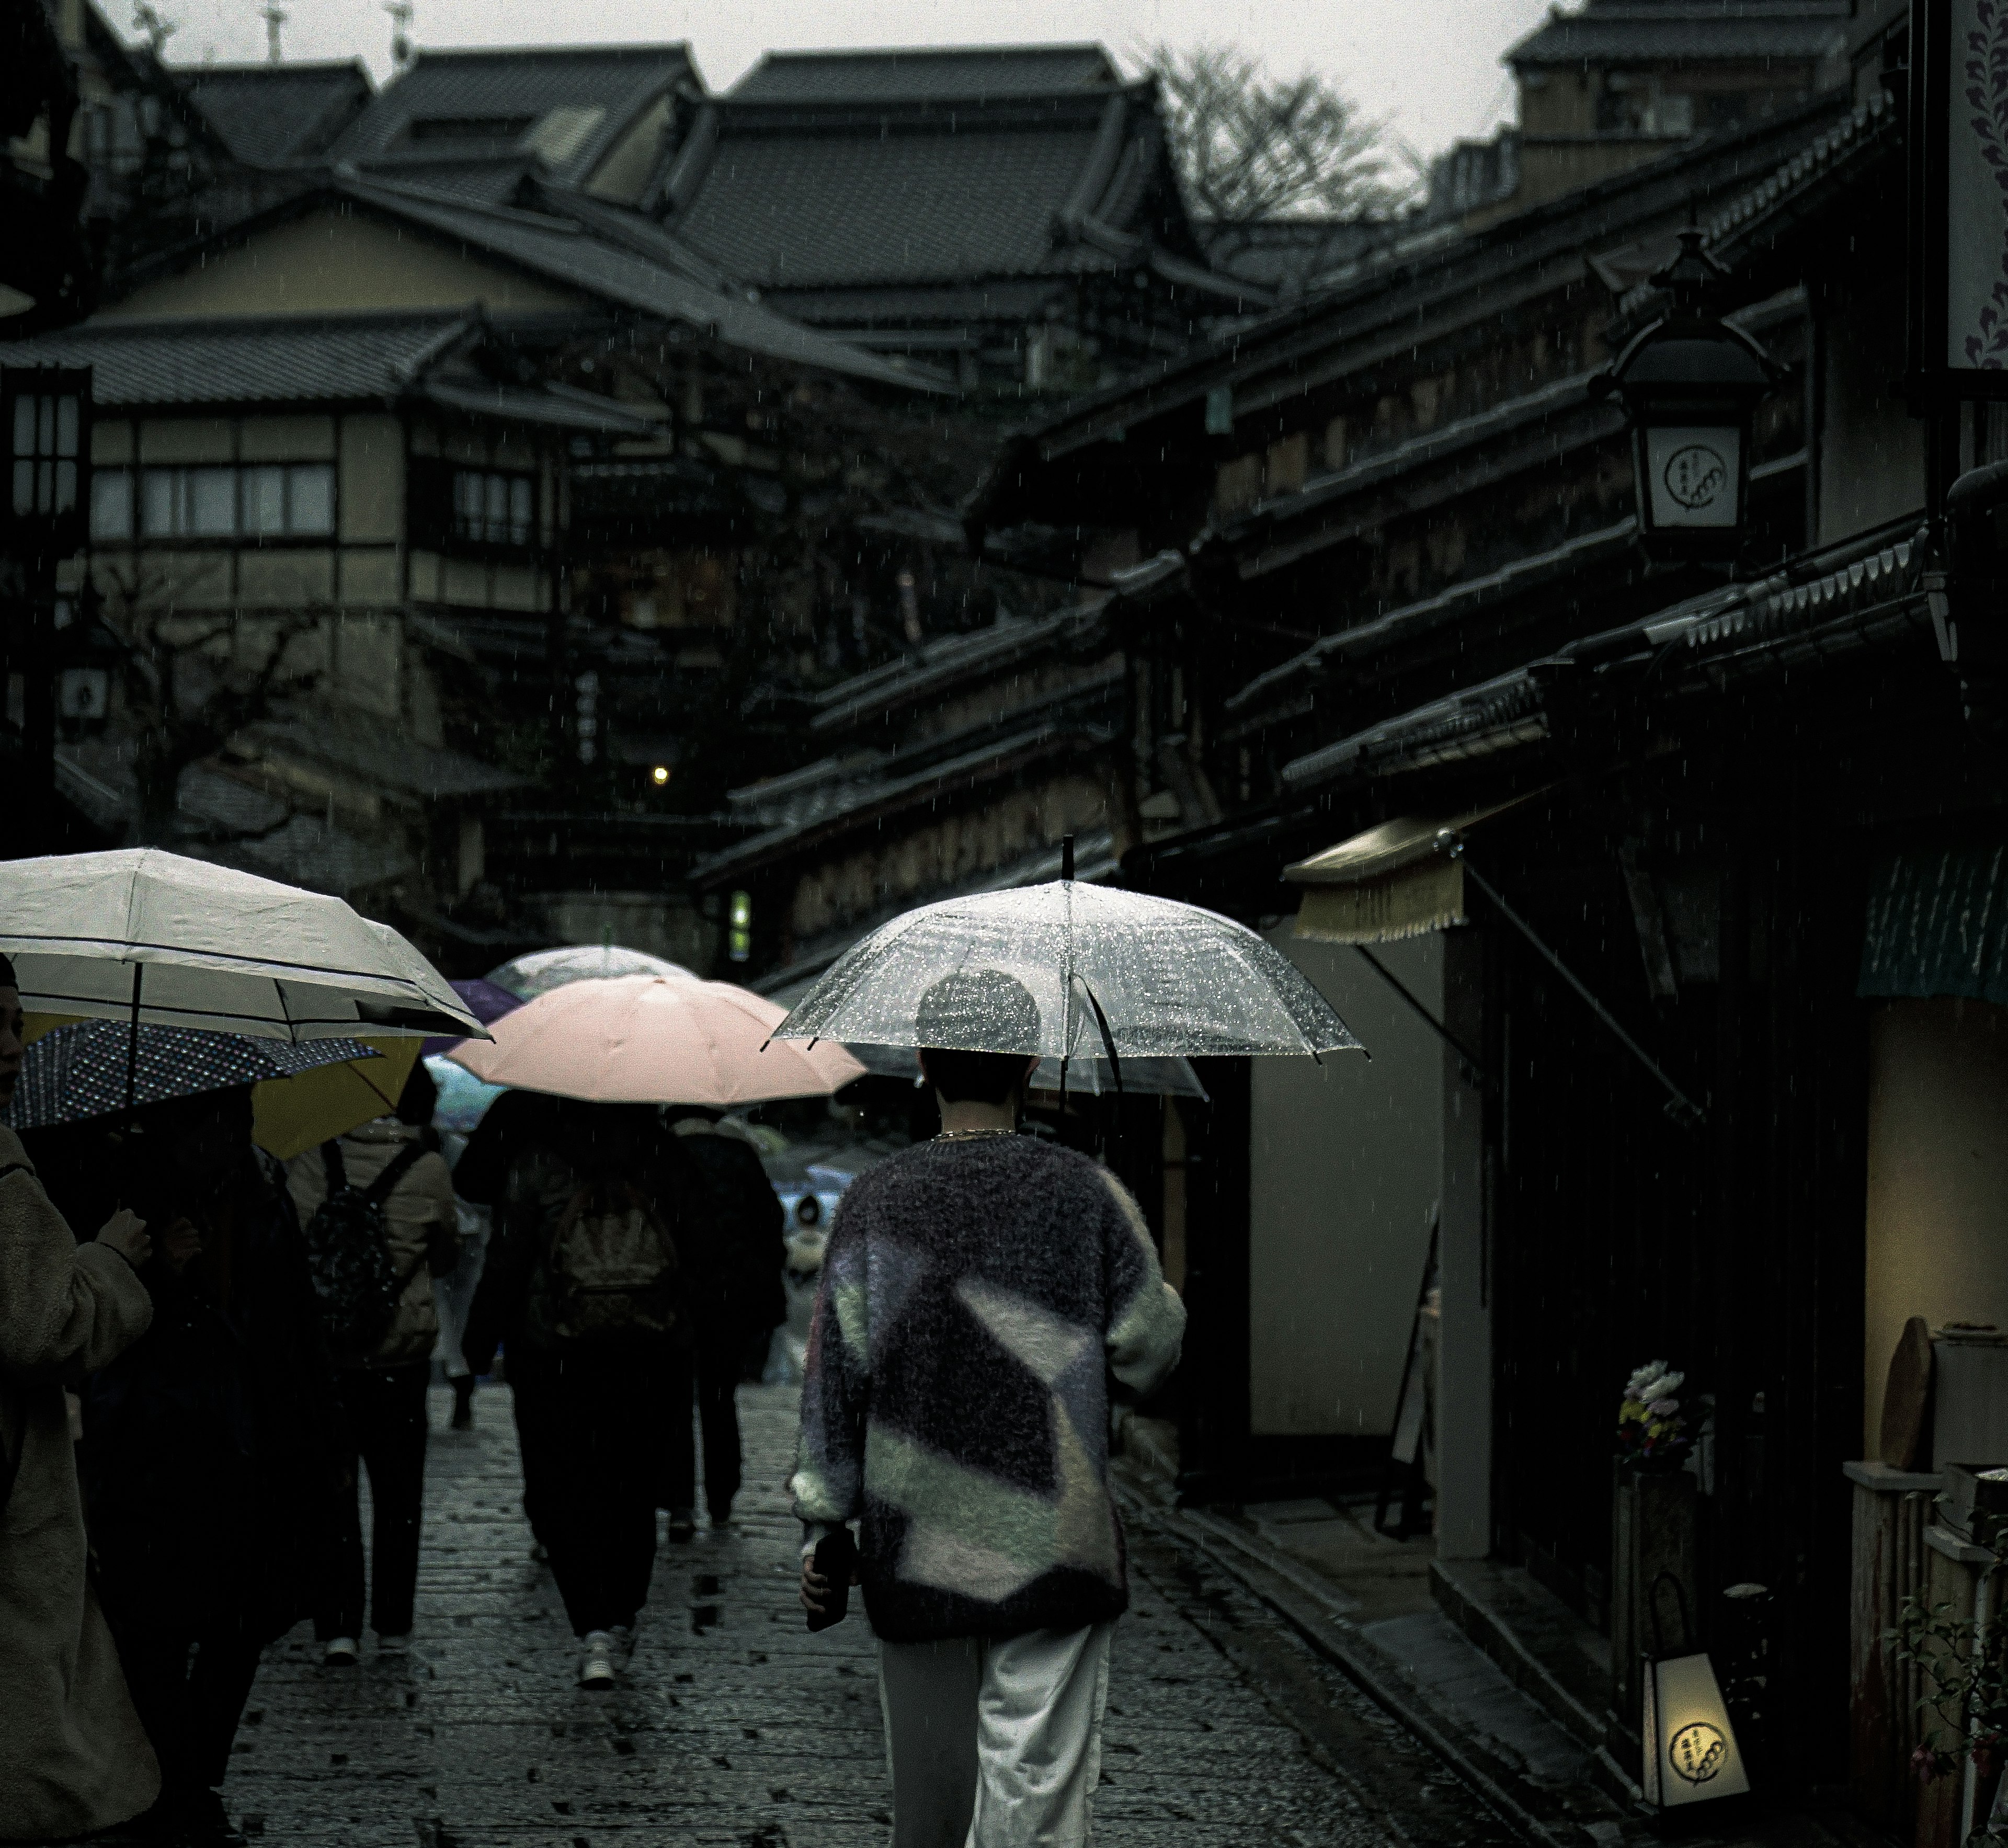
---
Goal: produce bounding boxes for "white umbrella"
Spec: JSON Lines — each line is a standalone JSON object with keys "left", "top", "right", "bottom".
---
{"left": 0, "top": 849, "right": 484, "bottom": 1045}
{"left": 772, "top": 879, "right": 1361, "bottom": 1072}
{"left": 487, "top": 943, "right": 698, "bottom": 998}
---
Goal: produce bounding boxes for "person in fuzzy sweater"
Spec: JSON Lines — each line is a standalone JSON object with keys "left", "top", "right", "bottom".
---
{"left": 792, "top": 969, "right": 1185, "bottom": 1848}
{"left": 0, "top": 955, "right": 162, "bottom": 1841}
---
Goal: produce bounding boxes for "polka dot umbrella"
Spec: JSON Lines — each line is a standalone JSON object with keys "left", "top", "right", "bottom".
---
{"left": 6, "top": 1020, "right": 379, "bottom": 1130}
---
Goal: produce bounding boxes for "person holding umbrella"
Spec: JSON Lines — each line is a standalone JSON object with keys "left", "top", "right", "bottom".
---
{"left": 779, "top": 855, "right": 1359, "bottom": 1846}
{"left": 464, "top": 1100, "right": 681, "bottom": 1688}
{"left": 657, "top": 1106, "right": 786, "bottom": 1537}
{"left": 78, "top": 1082, "right": 344, "bottom": 1846}
{"left": 0, "top": 957, "right": 162, "bottom": 1844}
{"left": 286, "top": 1060, "right": 461, "bottom": 1668}
{"left": 792, "top": 969, "right": 1188, "bottom": 1848}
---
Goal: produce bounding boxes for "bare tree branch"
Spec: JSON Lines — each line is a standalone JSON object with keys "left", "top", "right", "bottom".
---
{"left": 1147, "top": 42, "right": 1416, "bottom": 222}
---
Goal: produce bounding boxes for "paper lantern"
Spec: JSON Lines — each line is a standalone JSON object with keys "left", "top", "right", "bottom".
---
{"left": 1641, "top": 1641, "right": 1750, "bottom": 1808}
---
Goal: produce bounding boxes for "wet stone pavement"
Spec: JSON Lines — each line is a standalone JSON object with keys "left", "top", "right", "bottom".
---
{"left": 223, "top": 1385, "right": 1513, "bottom": 1847}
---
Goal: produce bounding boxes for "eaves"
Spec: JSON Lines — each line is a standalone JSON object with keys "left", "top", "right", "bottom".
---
{"left": 690, "top": 721, "right": 1119, "bottom": 888}
{"left": 1003, "top": 94, "right": 1850, "bottom": 466}
{"left": 1213, "top": 370, "right": 1624, "bottom": 581}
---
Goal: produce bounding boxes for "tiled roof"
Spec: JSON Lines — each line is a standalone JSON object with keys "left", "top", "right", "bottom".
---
{"left": 329, "top": 43, "right": 698, "bottom": 188}
{"left": 731, "top": 45, "right": 1119, "bottom": 104}
{"left": 176, "top": 60, "right": 373, "bottom": 166}
{"left": 0, "top": 310, "right": 472, "bottom": 407}
{"left": 1199, "top": 218, "right": 1391, "bottom": 294}
{"left": 342, "top": 181, "right": 949, "bottom": 390}
{"left": 1702, "top": 89, "right": 1898, "bottom": 268}
{"left": 668, "top": 108, "right": 1109, "bottom": 287}
{"left": 657, "top": 86, "right": 1176, "bottom": 292}
{"left": 1508, "top": 2, "right": 1849, "bottom": 66}
{"left": 241, "top": 712, "right": 529, "bottom": 801}
{"left": 1276, "top": 522, "right": 1926, "bottom": 792}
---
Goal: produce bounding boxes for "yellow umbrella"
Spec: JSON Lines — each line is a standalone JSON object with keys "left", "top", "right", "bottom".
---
{"left": 19, "top": 1014, "right": 419, "bottom": 1159}
{"left": 250, "top": 1034, "right": 423, "bottom": 1159}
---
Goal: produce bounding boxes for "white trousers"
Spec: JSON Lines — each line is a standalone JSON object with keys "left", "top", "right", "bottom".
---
{"left": 877, "top": 1621, "right": 1115, "bottom": 1848}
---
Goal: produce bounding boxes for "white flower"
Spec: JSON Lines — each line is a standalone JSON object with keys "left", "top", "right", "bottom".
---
{"left": 1626, "top": 1361, "right": 1679, "bottom": 1400}
{"left": 1649, "top": 1398, "right": 1681, "bottom": 1418}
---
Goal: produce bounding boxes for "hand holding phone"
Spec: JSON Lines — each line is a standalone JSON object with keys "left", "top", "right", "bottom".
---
{"left": 802, "top": 1528, "right": 859, "bottom": 1633}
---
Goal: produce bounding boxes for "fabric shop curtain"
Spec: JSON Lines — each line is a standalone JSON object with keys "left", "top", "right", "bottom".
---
{"left": 1859, "top": 848, "right": 2008, "bottom": 1006}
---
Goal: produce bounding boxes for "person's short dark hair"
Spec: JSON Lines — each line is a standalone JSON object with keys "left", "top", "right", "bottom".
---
{"left": 914, "top": 969, "right": 1042, "bottom": 1106}
{"left": 395, "top": 1057, "right": 437, "bottom": 1127}
{"left": 919, "top": 1046, "right": 1033, "bottom": 1106}
{"left": 914, "top": 969, "right": 1041, "bottom": 1055}
{"left": 0, "top": 952, "right": 16, "bottom": 989}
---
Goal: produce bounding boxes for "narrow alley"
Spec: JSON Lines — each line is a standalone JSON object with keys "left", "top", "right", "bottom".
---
{"left": 214, "top": 1386, "right": 1513, "bottom": 1847}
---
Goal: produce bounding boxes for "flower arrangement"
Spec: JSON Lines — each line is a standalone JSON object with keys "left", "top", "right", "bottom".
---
{"left": 1616, "top": 1360, "right": 1692, "bottom": 1471}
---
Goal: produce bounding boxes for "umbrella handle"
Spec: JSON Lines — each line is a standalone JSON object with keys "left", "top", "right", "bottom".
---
{"left": 1070, "top": 975, "right": 1123, "bottom": 1098}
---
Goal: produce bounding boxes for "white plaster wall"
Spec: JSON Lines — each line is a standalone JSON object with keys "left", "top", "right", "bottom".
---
{"left": 1248, "top": 928, "right": 1445, "bottom": 1437}
{"left": 1863, "top": 997, "right": 2008, "bottom": 1451}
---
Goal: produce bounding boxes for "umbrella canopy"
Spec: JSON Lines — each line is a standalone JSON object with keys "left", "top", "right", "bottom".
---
{"left": 419, "top": 978, "right": 526, "bottom": 1058}
{"left": 0, "top": 849, "right": 484, "bottom": 1043}
{"left": 487, "top": 944, "right": 698, "bottom": 999}
{"left": 843, "top": 1042, "right": 1210, "bottom": 1100}
{"left": 250, "top": 1034, "right": 425, "bottom": 1160}
{"left": 6, "top": 1020, "right": 378, "bottom": 1128}
{"left": 773, "top": 882, "right": 1361, "bottom": 1062}
{"left": 425, "top": 1054, "right": 509, "bottom": 1134}
{"left": 450, "top": 975, "right": 864, "bottom": 1107}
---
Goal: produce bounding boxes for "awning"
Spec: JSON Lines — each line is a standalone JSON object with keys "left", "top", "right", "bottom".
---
{"left": 1286, "top": 799, "right": 1526, "bottom": 944}
{"left": 1859, "top": 848, "right": 2008, "bottom": 1006}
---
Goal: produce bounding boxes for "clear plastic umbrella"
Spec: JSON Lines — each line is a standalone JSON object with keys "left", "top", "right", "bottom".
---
{"left": 772, "top": 880, "right": 1361, "bottom": 1070}
{"left": 487, "top": 943, "right": 698, "bottom": 999}
{"left": 843, "top": 1043, "right": 1210, "bottom": 1100}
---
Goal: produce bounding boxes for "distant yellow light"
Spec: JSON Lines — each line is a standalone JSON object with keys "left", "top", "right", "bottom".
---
{"left": 651, "top": 765, "right": 670, "bottom": 785}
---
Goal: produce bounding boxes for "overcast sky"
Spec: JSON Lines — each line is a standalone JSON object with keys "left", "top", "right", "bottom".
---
{"left": 153, "top": 0, "right": 1554, "bottom": 163}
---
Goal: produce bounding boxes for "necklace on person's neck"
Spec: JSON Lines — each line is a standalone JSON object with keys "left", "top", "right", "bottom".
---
{"left": 934, "top": 1127, "right": 1015, "bottom": 1142}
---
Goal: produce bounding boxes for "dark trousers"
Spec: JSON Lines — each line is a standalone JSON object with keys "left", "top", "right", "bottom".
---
{"left": 316, "top": 1360, "right": 429, "bottom": 1640}
{"left": 111, "top": 1614, "right": 264, "bottom": 1798}
{"left": 517, "top": 1347, "right": 660, "bottom": 1636}
{"left": 663, "top": 1339, "right": 747, "bottom": 1518}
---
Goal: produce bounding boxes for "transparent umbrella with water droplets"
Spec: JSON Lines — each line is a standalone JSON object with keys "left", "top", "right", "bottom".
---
{"left": 772, "top": 865, "right": 1362, "bottom": 1082}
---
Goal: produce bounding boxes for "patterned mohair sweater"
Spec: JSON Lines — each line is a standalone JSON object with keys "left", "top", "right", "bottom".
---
{"left": 790, "top": 1133, "right": 1185, "bottom": 1643}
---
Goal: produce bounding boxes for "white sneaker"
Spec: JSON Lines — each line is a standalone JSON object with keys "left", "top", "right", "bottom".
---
{"left": 322, "top": 1636, "right": 359, "bottom": 1667}
{"left": 577, "top": 1630, "right": 618, "bottom": 1688}
{"left": 375, "top": 1633, "right": 411, "bottom": 1657}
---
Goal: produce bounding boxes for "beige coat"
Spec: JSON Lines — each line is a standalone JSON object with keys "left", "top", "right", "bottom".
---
{"left": 0, "top": 1124, "right": 161, "bottom": 1841}
{"left": 287, "top": 1120, "right": 459, "bottom": 1367}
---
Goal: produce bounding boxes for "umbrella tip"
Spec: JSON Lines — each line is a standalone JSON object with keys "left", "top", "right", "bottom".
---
{"left": 1061, "top": 835, "right": 1075, "bottom": 883}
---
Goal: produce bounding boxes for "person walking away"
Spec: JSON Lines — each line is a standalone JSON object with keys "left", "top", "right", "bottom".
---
{"left": 470, "top": 1101, "right": 682, "bottom": 1687}
{"left": 0, "top": 957, "right": 163, "bottom": 1842}
{"left": 658, "top": 1107, "right": 784, "bottom": 1536}
{"left": 82, "top": 1084, "right": 343, "bottom": 1847}
{"left": 458, "top": 1089, "right": 565, "bottom": 1554}
{"left": 287, "top": 1061, "right": 460, "bottom": 1667}
{"left": 433, "top": 1178, "right": 490, "bottom": 1433}
{"left": 793, "top": 971, "right": 1185, "bottom": 1848}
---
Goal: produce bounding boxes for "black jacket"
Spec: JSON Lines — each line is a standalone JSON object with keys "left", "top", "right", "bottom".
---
{"left": 81, "top": 1151, "right": 341, "bottom": 1639}
{"left": 664, "top": 1126, "right": 785, "bottom": 1349}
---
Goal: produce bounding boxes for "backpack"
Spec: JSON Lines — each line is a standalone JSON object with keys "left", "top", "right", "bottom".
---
{"left": 302, "top": 1139, "right": 427, "bottom": 1355}
{"left": 526, "top": 1182, "right": 678, "bottom": 1352}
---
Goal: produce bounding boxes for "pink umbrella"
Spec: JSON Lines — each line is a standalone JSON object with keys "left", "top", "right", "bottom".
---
{"left": 446, "top": 974, "right": 863, "bottom": 1106}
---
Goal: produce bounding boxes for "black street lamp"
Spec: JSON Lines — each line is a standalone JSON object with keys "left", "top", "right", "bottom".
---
{"left": 1594, "top": 232, "right": 1781, "bottom": 566}
{"left": 3, "top": 365, "right": 94, "bottom": 850}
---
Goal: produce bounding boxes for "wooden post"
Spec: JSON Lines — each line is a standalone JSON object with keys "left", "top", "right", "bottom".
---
{"left": 1847, "top": 1463, "right": 1941, "bottom": 1833}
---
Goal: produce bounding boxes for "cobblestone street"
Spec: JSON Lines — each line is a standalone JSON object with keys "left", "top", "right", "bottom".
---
{"left": 216, "top": 1385, "right": 1509, "bottom": 1848}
